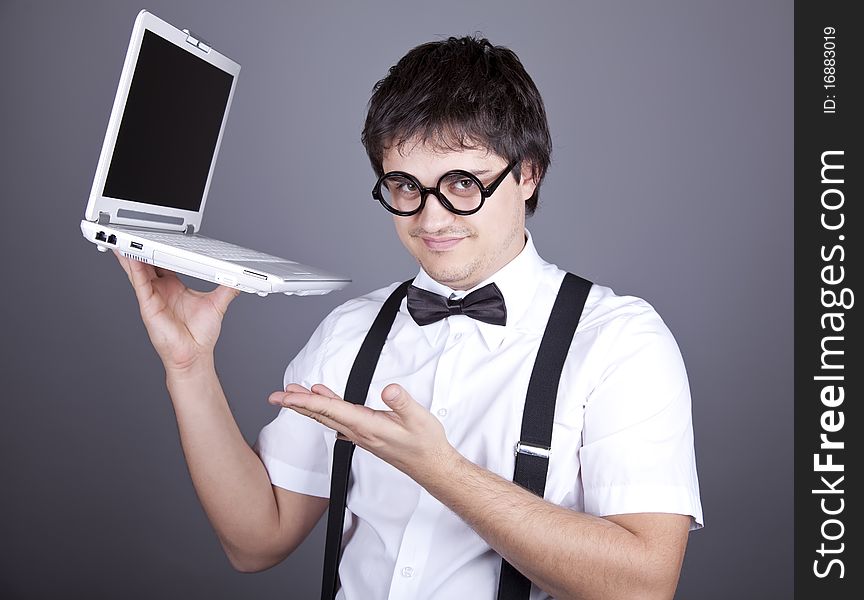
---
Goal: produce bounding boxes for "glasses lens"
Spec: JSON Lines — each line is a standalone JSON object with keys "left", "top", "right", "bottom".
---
{"left": 379, "top": 175, "right": 422, "bottom": 213}
{"left": 439, "top": 172, "right": 483, "bottom": 212}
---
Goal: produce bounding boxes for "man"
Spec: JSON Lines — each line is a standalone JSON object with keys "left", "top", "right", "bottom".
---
{"left": 116, "top": 36, "right": 702, "bottom": 599}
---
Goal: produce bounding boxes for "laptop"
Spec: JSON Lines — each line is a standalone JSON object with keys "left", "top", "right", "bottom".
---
{"left": 81, "top": 9, "right": 351, "bottom": 297}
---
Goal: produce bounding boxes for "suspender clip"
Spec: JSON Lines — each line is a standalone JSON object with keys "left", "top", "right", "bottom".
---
{"left": 514, "top": 442, "right": 551, "bottom": 459}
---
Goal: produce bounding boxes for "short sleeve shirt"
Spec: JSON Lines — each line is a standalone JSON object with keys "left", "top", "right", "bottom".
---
{"left": 255, "top": 232, "right": 703, "bottom": 600}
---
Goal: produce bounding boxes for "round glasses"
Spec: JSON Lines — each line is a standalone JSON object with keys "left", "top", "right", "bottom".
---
{"left": 372, "top": 160, "right": 519, "bottom": 216}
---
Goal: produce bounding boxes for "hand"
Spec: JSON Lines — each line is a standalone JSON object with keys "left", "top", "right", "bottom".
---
{"left": 114, "top": 251, "right": 241, "bottom": 374}
{"left": 269, "top": 383, "right": 456, "bottom": 482}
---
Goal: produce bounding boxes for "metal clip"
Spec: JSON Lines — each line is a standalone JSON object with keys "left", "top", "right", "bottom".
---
{"left": 514, "top": 442, "right": 551, "bottom": 459}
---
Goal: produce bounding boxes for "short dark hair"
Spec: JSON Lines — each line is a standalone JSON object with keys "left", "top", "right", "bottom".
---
{"left": 361, "top": 36, "right": 552, "bottom": 216}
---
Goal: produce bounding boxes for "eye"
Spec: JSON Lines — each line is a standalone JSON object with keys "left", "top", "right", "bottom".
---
{"left": 441, "top": 173, "right": 478, "bottom": 197}
{"left": 453, "top": 178, "right": 476, "bottom": 191}
{"left": 385, "top": 177, "right": 418, "bottom": 195}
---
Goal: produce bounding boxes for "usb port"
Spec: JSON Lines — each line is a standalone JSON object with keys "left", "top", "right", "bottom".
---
{"left": 130, "top": 241, "right": 143, "bottom": 250}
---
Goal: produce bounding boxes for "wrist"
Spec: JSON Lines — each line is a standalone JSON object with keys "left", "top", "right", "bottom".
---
{"left": 413, "top": 443, "right": 469, "bottom": 491}
{"left": 165, "top": 356, "right": 217, "bottom": 385}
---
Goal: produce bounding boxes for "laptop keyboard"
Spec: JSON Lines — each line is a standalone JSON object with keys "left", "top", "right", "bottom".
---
{"left": 117, "top": 227, "right": 292, "bottom": 263}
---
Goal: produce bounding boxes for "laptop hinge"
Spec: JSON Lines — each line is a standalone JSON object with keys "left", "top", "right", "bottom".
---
{"left": 182, "top": 29, "right": 211, "bottom": 53}
{"left": 184, "top": 224, "right": 195, "bottom": 235}
{"left": 98, "top": 211, "right": 111, "bottom": 225}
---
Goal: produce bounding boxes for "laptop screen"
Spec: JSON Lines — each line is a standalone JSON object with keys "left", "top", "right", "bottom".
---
{"left": 103, "top": 30, "right": 234, "bottom": 212}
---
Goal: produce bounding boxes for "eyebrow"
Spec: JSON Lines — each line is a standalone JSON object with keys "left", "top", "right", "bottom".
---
{"left": 388, "top": 168, "right": 494, "bottom": 182}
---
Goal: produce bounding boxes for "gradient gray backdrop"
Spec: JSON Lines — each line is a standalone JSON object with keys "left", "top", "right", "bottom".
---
{"left": 0, "top": 1, "right": 793, "bottom": 598}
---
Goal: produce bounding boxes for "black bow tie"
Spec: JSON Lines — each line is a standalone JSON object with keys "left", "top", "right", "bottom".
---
{"left": 406, "top": 282, "right": 507, "bottom": 326}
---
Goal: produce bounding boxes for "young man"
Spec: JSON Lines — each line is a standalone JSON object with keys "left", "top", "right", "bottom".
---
{"left": 116, "top": 36, "right": 702, "bottom": 600}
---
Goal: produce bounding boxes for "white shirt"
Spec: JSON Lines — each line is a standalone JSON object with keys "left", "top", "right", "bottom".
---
{"left": 256, "top": 232, "right": 703, "bottom": 600}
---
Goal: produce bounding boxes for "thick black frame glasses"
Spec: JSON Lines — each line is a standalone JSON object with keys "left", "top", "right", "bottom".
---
{"left": 372, "top": 160, "right": 519, "bottom": 217}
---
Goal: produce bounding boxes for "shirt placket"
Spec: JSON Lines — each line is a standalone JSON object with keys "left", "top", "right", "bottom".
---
{"left": 386, "top": 317, "right": 470, "bottom": 600}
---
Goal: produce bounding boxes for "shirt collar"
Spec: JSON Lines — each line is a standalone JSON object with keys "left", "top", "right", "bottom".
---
{"left": 409, "top": 230, "right": 545, "bottom": 351}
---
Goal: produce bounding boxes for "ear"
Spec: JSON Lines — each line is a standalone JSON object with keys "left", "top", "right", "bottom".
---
{"left": 517, "top": 160, "right": 539, "bottom": 203}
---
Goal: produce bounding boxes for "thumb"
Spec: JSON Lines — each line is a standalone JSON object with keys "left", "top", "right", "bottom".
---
{"left": 381, "top": 384, "right": 414, "bottom": 414}
{"left": 212, "top": 284, "right": 242, "bottom": 315}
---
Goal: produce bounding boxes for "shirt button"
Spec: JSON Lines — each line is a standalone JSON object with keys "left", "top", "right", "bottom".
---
{"left": 436, "top": 408, "right": 448, "bottom": 418}
{"left": 401, "top": 566, "right": 414, "bottom": 578}
{"left": 453, "top": 332, "right": 462, "bottom": 340}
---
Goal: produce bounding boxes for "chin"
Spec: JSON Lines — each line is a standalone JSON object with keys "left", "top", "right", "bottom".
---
{"left": 420, "top": 257, "right": 485, "bottom": 289}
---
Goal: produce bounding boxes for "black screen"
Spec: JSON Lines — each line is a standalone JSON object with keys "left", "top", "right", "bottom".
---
{"left": 103, "top": 30, "right": 234, "bottom": 212}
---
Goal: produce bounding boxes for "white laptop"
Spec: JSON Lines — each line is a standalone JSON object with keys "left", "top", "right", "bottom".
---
{"left": 81, "top": 9, "right": 351, "bottom": 297}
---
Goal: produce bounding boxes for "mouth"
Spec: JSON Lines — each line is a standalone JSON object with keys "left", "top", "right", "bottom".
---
{"left": 421, "top": 236, "right": 464, "bottom": 251}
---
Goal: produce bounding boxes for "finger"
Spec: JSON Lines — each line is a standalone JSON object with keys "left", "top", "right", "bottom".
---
{"left": 113, "top": 251, "right": 162, "bottom": 308}
{"left": 268, "top": 384, "right": 311, "bottom": 406}
{"left": 210, "top": 284, "right": 242, "bottom": 315}
{"left": 281, "top": 391, "right": 370, "bottom": 432}
{"left": 269, "top": 386, "right": 308, "bottom": 405}
{"left": 310, "top": 383, "right": 341, "bottom": 400}
{"left": 124, "top": 253, "right": 158, "bottom": 288}
{"left": 268, "top": 390, "right": 287, "bottom": 406}
{"left": 380, "top": 385, "right": 423, "bottom": 423}
{"left": 288, "top": 404, "right": 355, "bottom": 440}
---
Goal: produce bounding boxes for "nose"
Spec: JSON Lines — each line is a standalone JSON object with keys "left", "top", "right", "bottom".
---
{"left": 416, "top": 189, "right": 457, "bottom": 230}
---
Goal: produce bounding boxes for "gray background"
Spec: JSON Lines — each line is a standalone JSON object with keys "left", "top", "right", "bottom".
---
{"left": 0, "top": 0, "right": 793, "bottom": 598}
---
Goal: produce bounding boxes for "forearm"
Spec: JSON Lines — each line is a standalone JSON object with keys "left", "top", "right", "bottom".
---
{"left": 165, "top": 360, "right": 283, "bottom": 568}
{"left": 418, "top": 450, "right": 682, "bottom": 600}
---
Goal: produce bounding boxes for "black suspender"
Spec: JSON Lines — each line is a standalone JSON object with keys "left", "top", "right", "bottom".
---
{"left": 496, "top": 272, "right": 591, "bottom": 599}
{"left": 321, "top": 273, "right": 592, "bottom": 600}
{"left": 320, "top": 279, "right": 413, "bottom": 600}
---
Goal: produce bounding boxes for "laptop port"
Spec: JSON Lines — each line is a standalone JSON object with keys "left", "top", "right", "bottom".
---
{"left": 95, "top": 231, "right": 107, "bottom": 242}
{"left": 130, "top": 241, "right": 143, "bottom": 250}
{"left": 107, "top": 234, "right": 117, "bottom": 245}
{"left": 242, "top": 269, "right": 268, "bottom": 280}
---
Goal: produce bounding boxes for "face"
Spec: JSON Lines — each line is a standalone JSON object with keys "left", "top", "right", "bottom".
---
{"left": 382, "top": 142, "right": 537, "bottom": 291}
